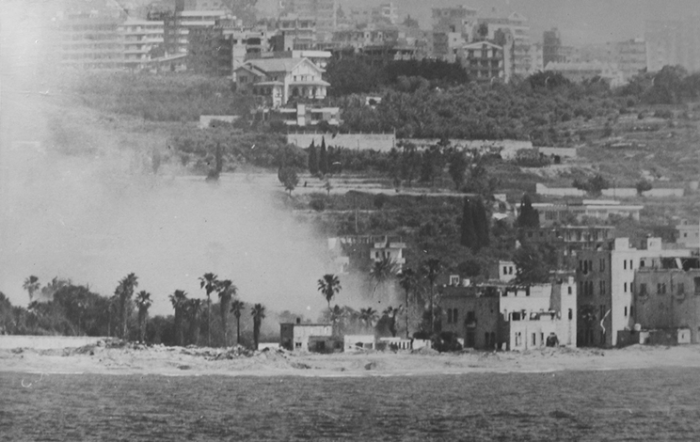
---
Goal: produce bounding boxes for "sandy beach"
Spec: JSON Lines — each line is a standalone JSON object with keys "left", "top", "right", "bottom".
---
{"left": 3, "top": 339, "right": 700, "bottom": 377}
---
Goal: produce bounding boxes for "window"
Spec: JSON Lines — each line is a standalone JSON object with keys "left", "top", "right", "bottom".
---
{"left": 624, "top": 306, "right": 628, "bottom": 317}
{"left": 639, "top": 283, "right": 647, "bottom": 295}
{"left": 447, "top": 309, "right": 452, "bottom": 324}
{"left": 600, "top": 259, "right": 605, "bottom": 271}
{"left": 624, "top": 282, "right": 628, "bottom": 293}
{"left": 466, "top": 311, "right": 475, "bottom": 323}
{"left": 568, "top": 308, "right": 573, "bottom": 320}
{"left": 567, "top": 286, "right": 572, "bottom": 295}
{"left": 515, "top": 332, "right": 522, "bottom": 346}
{"left": 678, "top": 283, "right": 685, "bottom": 294}
{"left": 630, "top": 305, "right": 634, "bottom": 317}
{"left": 294, "top": 342, "right": 301, "bottom": 349}
{"left": 629, "top": 260, "right": 633, "bottom": 270}
{"left": 623, "top": 260, "right": 627, "bottom": 270}
{"left": 532, "top": 333, "right": 537, "bottom": 346}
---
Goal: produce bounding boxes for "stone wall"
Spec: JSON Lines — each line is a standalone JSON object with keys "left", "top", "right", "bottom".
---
{"left": 287, "top": 133, "right": 396, "bottom": 151}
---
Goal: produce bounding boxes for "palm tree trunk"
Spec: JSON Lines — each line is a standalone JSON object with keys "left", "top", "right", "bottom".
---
{"left": 236, "top": 317, "right": 240, "bottom": 346}
{"left": 429, "top": 287, "right": 434, "bottom": 334}
{"left": 207, "top": 295, "right": 211, "bottom": 347}
{"left": 405, "top": 289, "right": 410, "bottom": 338}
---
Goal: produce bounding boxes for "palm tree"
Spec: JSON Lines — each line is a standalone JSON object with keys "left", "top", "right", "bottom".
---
{"left": 398, "top": 268, "right": 417, "bottom": 338}
{"left": 328, "top": 304, "right": 345, "bottom": 336}
{"left": 169, "top": 290, "right": 188, "bottom": 346}
{"left": 359, "top": 307, "right": 379, "bottom": 332}
{"left": 251, "top": 303, "right": 266, "bottom": 350}
{"left": 22, "top": 276, "right": 40, "bottom": 302}
{"left": 421, "top": 258, "right": 442, "bottom": 334}
{"left": 199, "top": 272, "right": 219, "bottom": 347}
{"left": 230, "top": 300, "right": 245, "bottom": 346}
{"left": 184, "top": 298, "right": 203, "bottom": 346}
{"left": 134, "top": 291, "right": 152, "bottom": 344}
{"left": 383, "top": 306, "right": 402, "bottom": 337}
{"left": 317, "top": 274, "right": 341, "bottom": 310}
{"left": 217, "top": 280, "right": 237, "bottom": 347}
{"left": 116, "top": 273, "right": 138, "bottom": 340}
{"left": 369, "top": 256, "right": 398, "bottom": 300}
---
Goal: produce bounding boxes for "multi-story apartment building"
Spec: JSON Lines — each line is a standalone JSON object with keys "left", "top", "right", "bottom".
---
{"left": 570, "top": 38, "right": 647, "bottom": 82}
{"left": 476, "top": 12, "right": 532, "bottom": 78}
{"left": 577, "top": 237, "right": 693, "bottom": 347}
{"left": 458, "top": 39, "right": 511, "bottom": 83}
{"left": 431, "top": 6, "right": 478, "bottom": 61}
{"left": 56, "top": 8, "right": 126, "bottom": 70}
{"left": 633, "top": 256, "right": 700, "bottom": 343}
{"left": 646, "top": 16, "right": 700, "bottom": 73}
{"left": 280, "top": 0, "right": 338, "bottom": 42}
{"left": 120, "top": 19, "right": 165, "bottom": 70}
{"left": 520, "top": 225, "right": 616, "bottom": 270}
{"left": 162, "top": 9, "right": 230, "bottom": 56}
{"left": 272, "top": 14, "right": 317, "bottom": 51}
{"left": 440, "top": 278, "right": 577, "bottom": 350}
{"left": 543, "top": 27, "right": 564, "bottom": 66}
{"left": 350, "top": 2, "right": 399, "bottom": 26}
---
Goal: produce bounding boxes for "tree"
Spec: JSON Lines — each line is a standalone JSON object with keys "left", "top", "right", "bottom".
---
{"left": 472, "top": 197, "right": 490, "bottom": 250}
{"left": 282, "top": 168, "right": 299, "bottom": 194}
{"left": 199, "top": 272, "right": 219, "bottom": 347}
{"left": 400, "top": 143, "right": 420, "bottom": 187}
{"left": 317, "top": 274, "right": 342, "bottom": 309}
{"left": 134, "top": 290, "right": 152, "bottom": 344}
{"left": 517, "top": 193, "right": 540, "bottom": 228}
{"left": 230, "top": 299, "right": 245, "bottom": 346}
{"left": 217, "top": 279, "right": 237, "bottom": 347}
{"left": 448, "top": 150, "right": 468, "bottom": 190}
{"left": 369, "top": 257, "right": 398, "bottom": 300}
{"left": 319, "top": 137, "right": 329, "bottom": 175}
{"left": 460, "top": 197, "right": 477, "bottom": 249}
{"left": 169, "top": 290, "right": 188, "bottom": 346}
{"left": 308, "top": 140, "right": 319, "bottom": 175}
{"left": 359, "top": 307, "right": 379, "bottom": 332}
{"left": 251, "top": 303, "right": 266, "bottom": 350}
{"left": 513, "top": 244, "right": 551, "bottom": 284}
{"left": 115, "top": 273, "right": 138, "bottom": 340}
{"left": 421, "top": 258, "right": 442, "bottom": 333}
{"left": 398, "top": 268, "right": 417, "bottom": 338}
{"left": 22, "top": 276, "right": 40, "bottom": 302}
{"left": 636, "top": 179, "right": 652, "bottom": 195}
{"left": 184, "top": 298, "right": 203, "bottom": 346}
{"left": 382, "top": 306, "right": 401, "bottom": 337}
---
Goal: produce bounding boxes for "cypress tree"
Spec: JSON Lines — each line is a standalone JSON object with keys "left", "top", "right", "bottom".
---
{"left": 517, "top": 193, "right": 540, "bottom": 228}
{"left": 460, "top": 197, "right": 477, "bottom": 249}
{"left": 319, "top": 137, "right": 328, "bottom": 175}
{"left": 473, "top": 197, "right": 490, "bottom": 250}
{"left": 308, "top": 140, "right": 319, "bottom": 175}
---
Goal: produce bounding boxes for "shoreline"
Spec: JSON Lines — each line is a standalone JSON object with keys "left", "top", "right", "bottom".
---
{"left": 3, "top": 344, "right": 700, "bottom": 378}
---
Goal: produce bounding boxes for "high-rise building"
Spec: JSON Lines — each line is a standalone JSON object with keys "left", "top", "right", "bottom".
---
{"left": 431, "top": 5, "right": 478, "bottom": 61}
{"left": 280, "top": 0, "right": 338, "bottom": 42}
{"left": 543, "top": 27, "right": 563, "bottom": 67}
{"left": 120, "top": 18, "right": 165, "bottom": 70}
{"left": 646, "top": 16, "right": 700, "bottom": 72}
{"left": 477, "top": 12, "right": 532, "bottom": 78}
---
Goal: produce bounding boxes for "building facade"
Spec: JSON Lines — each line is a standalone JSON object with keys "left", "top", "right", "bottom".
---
{"left": 458, "top": 40, "right": 511, "bottom": 83}
{"left": 633, "top": 257, "right": 700, "bottom": 343}
{"left": 576, "top": 237, "right": 692, "bottom": 347}
{"left": 280, "top": 322, "right": 333, "bottom": 351}
{"left": 676, "top": 219, "right": 700, "bottom": 249}
{"left": 234, "top": 57, "right": 328, "bottom": 107}
{"left": 531, "top": 200, "right": 643, "bottom": 227}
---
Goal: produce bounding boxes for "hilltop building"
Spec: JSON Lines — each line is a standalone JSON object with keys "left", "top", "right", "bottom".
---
{"left": 431, "top": 5, "right": 478, "bottom": 61}
{"left": 234, "top": 57, "right": 328, "bottom": 107}
{"left": 327, "top": 236, "right": 406, "bottom": 274}
{"left": 544, "top": 61, "right": 625, "bottom": 87}
{"left": 279, "top": 0, "right": 338, "bottom": 42}
{"left": 476, "top": 12, "right": 532, "bottom": 77}
{"left": 520, "top": 225, "right": 616, "bottom": 270}
{"left": 272, "top": 14, "right": 317, "bottom": 51}
{"left": 576, "top": 237, "right": 693, "bottom": 347}
{"left": 530, "top": 200, "right": 643, "bottom": 227}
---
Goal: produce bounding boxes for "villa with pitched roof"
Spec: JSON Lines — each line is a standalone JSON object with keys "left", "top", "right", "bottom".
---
{"left": 233, "top": 57, "right": 329, "bottom": 107}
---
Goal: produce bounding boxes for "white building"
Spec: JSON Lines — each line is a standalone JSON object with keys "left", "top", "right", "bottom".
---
{"left": 280, "top": 322, "right": 333, "bottom": 351}
{"left": 119, "top": 19, "right": 164, "bottom": 70}
{"left": 234, "top": 57, "right": 328, "bottom": 108}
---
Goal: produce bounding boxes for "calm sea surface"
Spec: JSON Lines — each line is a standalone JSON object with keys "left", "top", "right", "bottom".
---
{"left": 2, "top": 368, "right": 700, "bottom": 441}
